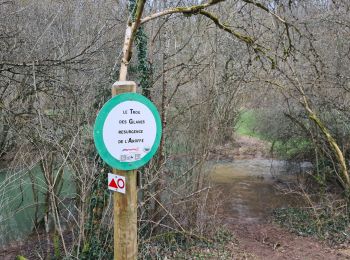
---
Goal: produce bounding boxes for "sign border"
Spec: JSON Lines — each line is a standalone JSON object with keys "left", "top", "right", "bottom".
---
{"left": 94, "top": 93, "right": 162, "bottom": 170}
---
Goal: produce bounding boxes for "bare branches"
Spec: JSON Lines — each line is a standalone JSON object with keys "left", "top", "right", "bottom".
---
{"left": 120, "top": 0, "right": 226, "bottom": 80}
{"left": 241, "top": 0, "right": 287, "bottom": 24}
{"left": 140, "top": 0, "right": 226, "bottom": 24}
{"left": 241, "top": 0, "right": 295, "bottom": 57}
{"left": 198, "top": 10, "right": 267, "bottom": 55}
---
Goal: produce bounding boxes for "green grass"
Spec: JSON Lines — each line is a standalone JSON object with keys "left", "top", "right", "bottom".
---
{"left": 236, "top": 109, "right": 312, "bottom": 159}
{"left": 236, "top": 110, "right": 263, "bottom": 139}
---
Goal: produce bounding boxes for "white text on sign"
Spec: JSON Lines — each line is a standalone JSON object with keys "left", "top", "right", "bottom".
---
{"left": 103, "top": 101, "right": 156, "bottom": 162}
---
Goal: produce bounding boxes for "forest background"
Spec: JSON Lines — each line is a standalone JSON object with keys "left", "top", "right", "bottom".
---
{"left": 1, "top": 0, "right": 350, "bottom": 259}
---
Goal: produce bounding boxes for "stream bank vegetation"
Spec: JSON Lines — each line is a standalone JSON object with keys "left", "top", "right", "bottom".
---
{"left": 1, "top": 0, "right": 350, "bottom": 258}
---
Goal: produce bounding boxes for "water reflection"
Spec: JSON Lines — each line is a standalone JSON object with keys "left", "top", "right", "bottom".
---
{"left": 0, "top": 167, "right": 75, "bottom": 246}
{"left": 210, "top": 159, "right": 308, "bottom": 223}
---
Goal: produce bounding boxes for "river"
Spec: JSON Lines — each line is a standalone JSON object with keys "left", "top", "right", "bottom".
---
{"left": 0, "top": 158, "right": 308, "bottom": 247}
{"left": 210, "top": 159, "right": 310, "bottom": 223}
{"left": 0, "top": 167, "right": 75, "bottom": 247}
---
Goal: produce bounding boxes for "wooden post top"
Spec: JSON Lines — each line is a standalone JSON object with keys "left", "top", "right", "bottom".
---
{"left": 112, "top": 81, "right": 137, "bottom": 96}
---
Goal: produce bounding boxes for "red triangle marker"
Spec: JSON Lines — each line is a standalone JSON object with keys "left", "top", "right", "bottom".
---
{"left": 109, "top": 178, "right": 118, "bottom": 189}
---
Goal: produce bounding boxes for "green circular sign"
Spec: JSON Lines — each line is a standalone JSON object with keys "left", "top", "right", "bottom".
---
{"left": 93, "top": 93, "right": 162, "bottom": 170}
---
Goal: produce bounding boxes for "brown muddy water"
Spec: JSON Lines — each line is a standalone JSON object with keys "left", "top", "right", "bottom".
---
{"left": 210, "top": 159, "right": 311, "bottom": 223}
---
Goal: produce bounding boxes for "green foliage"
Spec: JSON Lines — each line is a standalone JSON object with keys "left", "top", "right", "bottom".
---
{"left": 237, "top": 109, "right": 313, "bottom": 159}
{"left": 15, "top": 256, "right": 27, "bottom": 260}
{"left": 271, "top": 138, "right": 312, "bottom": 159}
{"left": 273, "top": 207, "right": 350, "bottom": 245}
{"left": 236, "top": 110, "right": 261, "bottom": 138}
{"left": 140, "top": 232, "right": 198, "bottom": 259}
{"left": 87, "top": 99, "right": 112, "bottom": 253}
{"left": 139, "top": 229, "right": 235, "bottom": 259}
{"left": 78, "top": 159, "right": 113, "bottom": 260}
{"left": 128, "top": 0, "right": 137, "bottom": 20}
{"left": 135, "top": 27, "right": 152, "bottom": 98}
{"left": 53, "top": 232, "right": 61, "bottom": 259}
{"left": 129, "top": 0, "right": 152, "bottom": 98}
{"left": 212, "top": 227, "right": 235, "bottom": 244}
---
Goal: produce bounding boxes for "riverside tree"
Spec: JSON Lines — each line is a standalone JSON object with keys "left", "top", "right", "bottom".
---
{"left": 2, "top": 0, "right": 349, "bottom": 259}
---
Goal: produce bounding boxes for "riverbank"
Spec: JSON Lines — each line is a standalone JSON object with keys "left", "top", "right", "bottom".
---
{"left": 210, "top": 134, "right": 271, "bottom": 161}
{"left": 1, "top": 135, "right": 349, "bottom": 259}
{"left": 227, "top": 220, "right": 344, "bottom": 259}
{"left": 211, "top": 135, "right": 350, "bottom": 259}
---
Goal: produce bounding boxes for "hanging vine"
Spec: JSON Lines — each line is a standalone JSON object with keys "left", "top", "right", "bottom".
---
{"left": 79, "top": 159, "right": 112, "bottom": 260}
{"left": 129, "top": 0, "right": 152, "bottom": 98}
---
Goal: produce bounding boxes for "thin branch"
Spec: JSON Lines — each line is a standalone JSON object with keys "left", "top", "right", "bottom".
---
{"left": 140, "top": 0, "right": 225, "bottom": 24}
{"left": 240, "top": 0, "right": 287, "bottom": 24}
{"left": 241, "top": 0, "right": 296, "bottom": 56}
{"left": 198, "top": 10, "right": 267, "bottom": 54}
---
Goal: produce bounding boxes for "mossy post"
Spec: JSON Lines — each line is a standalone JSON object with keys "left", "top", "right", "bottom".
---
{"left": 112, "top": 81, "right": 137, "bottom": 260}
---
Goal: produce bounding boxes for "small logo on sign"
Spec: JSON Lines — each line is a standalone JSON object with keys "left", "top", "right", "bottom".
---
{"left": 122, "top": 148, "right": 139, "bottom": 152}
{"left": 108, "top": 173, "right": 126, "bottom": 194}
{"left": 120, "top": 154, "right": 137, "bottom": 161}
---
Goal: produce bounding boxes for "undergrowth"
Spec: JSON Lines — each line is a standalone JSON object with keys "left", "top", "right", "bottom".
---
{"left": 273, "top": 207, "right": 350, "bottom": 246}
{"left": 139, "top": 228, "right": 238, "bottom": 259}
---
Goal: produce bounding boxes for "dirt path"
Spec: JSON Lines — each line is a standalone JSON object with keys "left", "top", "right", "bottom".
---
{"left": 215, "top": 135, "right": 350, "bottom": 260}
{"left": 227, "top": 220, "right": 347, "bottom": 260}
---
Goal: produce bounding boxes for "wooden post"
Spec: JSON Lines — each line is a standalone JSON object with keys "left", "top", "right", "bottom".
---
{"left": 112, "top": 81, "right": 137, "bottom": 260}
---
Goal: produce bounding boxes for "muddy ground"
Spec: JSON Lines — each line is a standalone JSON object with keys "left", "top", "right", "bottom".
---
{"left": 227, "top": 220, "right": 347, "bottom": 259}
{"left": 210, "top": 135, "right": 271, "bottom": 161}
{"left": 212, "top": 135, "right": 350, "bottom": 259}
